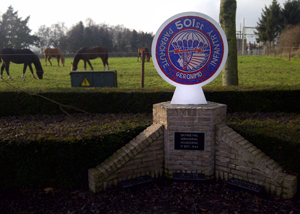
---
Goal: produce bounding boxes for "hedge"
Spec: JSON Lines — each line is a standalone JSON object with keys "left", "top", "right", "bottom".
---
{"left": 0, "top": 88, "right": 299, "bottom": 117}
{"left": 0, "top": 88, "right": 299, "bottom": 188}
{"left": 0, "top": 126, "right": 148, "bottom": 188}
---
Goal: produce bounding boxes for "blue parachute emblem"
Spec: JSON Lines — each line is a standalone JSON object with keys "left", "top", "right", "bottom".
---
{"left": 169, "top": 29, "right": 211, "bottom": 72}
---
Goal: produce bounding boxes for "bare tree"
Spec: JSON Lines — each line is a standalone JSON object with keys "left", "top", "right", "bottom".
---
{"left": 278, "top": 25, "right": 300, "bottom": 49}
{"left": 50, "top": 22, "right": 68, "bottom": 48}
{"left": 35, "top": 25, "right": 52, "bottom": 52}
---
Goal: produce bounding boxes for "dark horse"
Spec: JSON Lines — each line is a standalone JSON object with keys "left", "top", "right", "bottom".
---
{"left": 137, "top": 47, "right": 150, "bottom": 62}
{"left": 43, "top": 47, "right": 65, "bottom": 67}
{"left": 71, "top": 46, "right": 109, "bottom": 71}
{"left": 0, "top": 48, "right": 44, "bottom": 80}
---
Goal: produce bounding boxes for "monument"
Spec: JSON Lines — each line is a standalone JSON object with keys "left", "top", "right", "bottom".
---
{"left": 152, "top": 11, "right": 228, "bottom": 104}
{"left": 152, "top": 11, "right": 228, "bottom": 178}
{"left": 89, "top": 11, "right": 297, "bottom": 198}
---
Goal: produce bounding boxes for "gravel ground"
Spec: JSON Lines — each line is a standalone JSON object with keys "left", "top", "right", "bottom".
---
{"left": 0, "top": 178, "right": 299, "bottom": 213}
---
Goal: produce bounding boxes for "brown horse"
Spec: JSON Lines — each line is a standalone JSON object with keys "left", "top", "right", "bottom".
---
{"left": 137, "top": 47, "right": 150, "bottom": 62}
{"left": 43, "top": 47, "right": 65, "bottom": 67}
{"left": 71, "top": 47, "right": 109, "bottom": 71}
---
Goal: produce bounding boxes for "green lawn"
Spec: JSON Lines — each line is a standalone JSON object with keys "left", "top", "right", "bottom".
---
{"left": 1, "top": 55, "right": 300, "bottom": 91}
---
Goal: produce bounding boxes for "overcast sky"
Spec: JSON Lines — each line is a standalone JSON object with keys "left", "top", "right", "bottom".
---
{"left": 1, "top": 0, "right": 287, "bottom": 41}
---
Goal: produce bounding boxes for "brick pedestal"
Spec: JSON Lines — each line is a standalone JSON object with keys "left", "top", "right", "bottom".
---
{"left": 89, "top": 101, "right": 297, "bottom": 198}
{"left": 153, "top": 101, "right": 227, "bottom": 179}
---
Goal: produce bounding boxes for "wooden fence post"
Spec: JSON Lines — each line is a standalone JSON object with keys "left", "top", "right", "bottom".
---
{"left": 141, "top": 50, "right": 145, "bottom": 88}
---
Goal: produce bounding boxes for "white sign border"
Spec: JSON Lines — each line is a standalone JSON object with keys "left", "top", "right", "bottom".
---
{"left": 151, "top": 11, "right": 228, "bottom": 88}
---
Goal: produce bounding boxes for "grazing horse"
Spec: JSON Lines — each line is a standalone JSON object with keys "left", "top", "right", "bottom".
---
{"left": 137, "top": 47, "right": 150, "bottom": 62}
{"left": 0, "top": 48, "right": 44, "bottom": 80}
{"left": 71, "top": 46, "right": 109, "bottom": 71}
{"left": 43, "top": 47, "right": 65, "bottom": 67}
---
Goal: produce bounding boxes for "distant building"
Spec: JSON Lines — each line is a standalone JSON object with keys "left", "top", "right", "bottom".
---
{"left": 236, "top": 38, "right": 266, "bottom": 55}
{"left": 236, "top": 38, "right": 247, "bottom": 55}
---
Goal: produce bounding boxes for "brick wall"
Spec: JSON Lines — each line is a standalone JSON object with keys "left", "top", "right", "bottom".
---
{"left": 88, "top": 101, "right": 297, "bottom": 198}
{"left": 88, "top": 123, "right": 164, "bottom": 193}
{"left": 216, "top": 124, "right": 297, "bottom": 198}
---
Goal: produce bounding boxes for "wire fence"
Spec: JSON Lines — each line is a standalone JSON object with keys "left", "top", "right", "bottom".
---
{"left": 0, "top": 52, "right": 140, "bottom": 57}
{"left": 1, "top": 47, "right": 299, "bottom": 58}
{"left": 238, "top": 46, "right": 300, "bottom": 59}
{"left": 34, "top": 52, "right": 145, "bottom": 59}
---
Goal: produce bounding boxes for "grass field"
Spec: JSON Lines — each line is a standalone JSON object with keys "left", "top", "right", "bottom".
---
{"left": 0, "top": 55, "right": 300, "bottom": 91}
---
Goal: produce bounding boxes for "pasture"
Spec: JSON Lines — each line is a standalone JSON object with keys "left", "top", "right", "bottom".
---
{"left": 0, "top": 55, "right": 300, "bottom": 91}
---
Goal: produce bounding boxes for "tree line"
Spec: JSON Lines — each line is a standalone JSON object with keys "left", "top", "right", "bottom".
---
{"left": 255, "top": 0, "right": 300, "bottom": 47}
{"left": 1, "top": 1, "right": 300, "bottom": 55}
{"left": 0, "top": 6, "right": 153, "bottom": 56}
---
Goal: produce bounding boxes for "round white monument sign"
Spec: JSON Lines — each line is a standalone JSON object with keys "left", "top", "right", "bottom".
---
{"left": 152, "top": 12, "right": 228, "bottom": 104}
